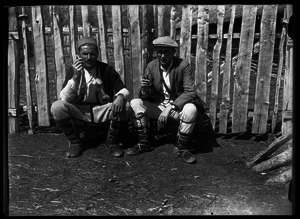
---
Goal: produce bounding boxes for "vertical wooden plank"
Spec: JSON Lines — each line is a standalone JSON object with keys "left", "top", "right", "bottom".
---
{"left": 209, "top": 5, "right": 225, "bottom": 131}
{"left": 231, "top": 5, "right": 257, "bottom": 133}
{"left": 180, "top": 5, "right": 192, "bottom": 64}
{"left": 81, "top": 5, "right": 91, "bottom": 37}
{"left": 141, "top": 5, "right": 149, "bottom": 71}
{"left": 147, "top": 5, "right": 155, "bottom": 61}
{"left": 112, "top": 5, "right": 125, "bottom": 81}
{"left": 69, "top": 5, "right": 78, "bottom": 63}
{"left": 153, "top": 5, "right": 158, "bottom": 38}
{"left": 19, "top": 7, "right": 34, "bottom": 134}
{"left": 8, "top": 7, "right": 20, "bottom": 134}
{"left": 170, "top": 6, "right": 176, "bottom": 41}
{"left": 195, "top": 5, "right": 209, "bottom": 103}
{"left": 252, "top": 5, "right": 278, "bottom": 134}
{"left": 219, "top": 5, "right": 236, "bottom": 134}
{"left": 157, "top": 5, "right": 165, "bottom": 37}
{"left": 31, "top": 5, "right": 50, "bottom": 126}
{"left": 282, "top": 5, "right": 293, "bottom": 135}
{"left": 51, "top": 5, "right": 66, "bottom": 99}
{"left": 128, "top": 5, "right": 142, "bottom": 98}
{"left": 272, "top": 9, "right": 287, "bottom": 133}
{"left": 96, "top": 5, "right": 108, "bottom": 63}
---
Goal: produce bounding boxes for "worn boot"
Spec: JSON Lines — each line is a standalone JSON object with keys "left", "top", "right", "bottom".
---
{"left": 106, "top": 120, "right": 126, "bottom": 158}
{"left": 55, "top": 117, "right": 83, "bottom": 158}
{"left": 126, "top": 126, "right": 153, "bottom": 156}
{"left": 174, "top": 132, "right": 197, "bottom": 164}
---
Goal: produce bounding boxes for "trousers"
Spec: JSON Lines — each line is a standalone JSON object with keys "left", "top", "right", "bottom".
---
{"left": 130, "top": 98, "right": 197, "bottom": 134}
{"left": 51, "top": 100, "right": 130, "bottom": 127}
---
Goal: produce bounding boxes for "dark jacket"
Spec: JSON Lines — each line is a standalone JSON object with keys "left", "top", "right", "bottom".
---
{"left": 61, "top": 61, "right": 126, "bottom": 104}
{"left": 140, "top": 56, "right": 196, "bottom": 111}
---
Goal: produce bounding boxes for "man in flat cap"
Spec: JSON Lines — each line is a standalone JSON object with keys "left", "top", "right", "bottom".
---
{"left": 51, "top": 36, "right": 131, "bottom": 158}
{"left": 126, "top": 36, "right": 208, "bottom": 164}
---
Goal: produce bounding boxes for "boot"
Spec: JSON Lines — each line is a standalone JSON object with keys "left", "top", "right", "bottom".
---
{"left": 106, "top": 120, "right": 126, "bottom": 158}
{"left": 126, "top": 126, "right": 153, "bottom": 156}
{"left": 55, "top": 117, "right": 83, "bottom": 158}
{"left": 174, "top": 132, "right": 197, "bottom": 164}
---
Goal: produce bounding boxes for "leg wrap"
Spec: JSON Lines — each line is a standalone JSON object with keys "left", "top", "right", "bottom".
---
{"left": 132, "top": 114, "right": 151, "bottom": 146}
{"left": 106, "top": 120, "right": 128, "bottom": 146}
{"left": 176, "top": 131, "right": 192, "bottom": 150}
{"left": 54, "top": 117, "right": 81, "bottom": 144}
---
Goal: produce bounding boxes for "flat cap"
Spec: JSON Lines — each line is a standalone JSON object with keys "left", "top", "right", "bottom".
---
{"left": 77, "top": 37, "right": 98, "bottom": 50}
{"left": 153, "top": 36, "right": 178, "bottom": 48}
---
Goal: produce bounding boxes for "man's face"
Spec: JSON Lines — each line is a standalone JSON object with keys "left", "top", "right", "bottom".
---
{"left": 155, "top": 46, "right": 175, "bottom": 66}
{"left": 78, "top": 44, "right": 98, "bottom": 70}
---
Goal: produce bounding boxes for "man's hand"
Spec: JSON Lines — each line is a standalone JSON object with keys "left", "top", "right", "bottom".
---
{"left": 157, "top": 105, "right": 172, "bottom": 130}
{"left": 72, "top": 56, "right": 84, "bottom": 83}
{"left": 110, "top": 94, "right": 125, "bottom": 118}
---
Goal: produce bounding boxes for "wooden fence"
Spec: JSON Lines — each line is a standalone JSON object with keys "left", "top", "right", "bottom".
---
{"left": 8, "top": 5, "right": 293, "bottom": 136}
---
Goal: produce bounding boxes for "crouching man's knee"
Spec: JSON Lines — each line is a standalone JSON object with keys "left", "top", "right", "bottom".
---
{"left": 181, "top": 103, "right": 198, "bottom": 122}
{"left": 50, "top": 100, "right": 70, "bottom": 120}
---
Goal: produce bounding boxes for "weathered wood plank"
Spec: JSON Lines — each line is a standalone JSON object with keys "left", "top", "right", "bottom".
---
{"left": 81, "top": 5, "right": 91, "bottom": 37}
{"left": 219, "top": 5, "right": 235, "bottom": 134}
{"left": 252, "top": 5, "right": 278, "bottom": 134}
{"left": 31, "top": 6, "right": 50, "bottom": 126}
{"left": 148, "top": 6, "right": 155, "bottom": 62}
{"left": 112, "top": 5, "right": 125, "bottom": 82}
{"left": 195, "top": 5, "right": 209, "bottom": 103}
{"left": 19, "top": 7, "right": 34, "bottom": 134}
{"left": 170, "top": 6, "right": 176, "bottom": 41}
{"left": 141, "top": 5, "right": 154, "bottom": 71}
{"left": 153, "top": 5, "right": 158, "bottom": 38}
{"left": 246, "top": 133, "right": 292, "bottom": 167}
{"left": 282, "top": 5, "right": 293, "bottom": 136}
{"left": 180, "top": 5, "right": 193, "bottom": 64}
{"left": 265, "top": 165, "right": 292, "bottom": 185}
{"left": 8, "top": 7, "right": 20, "bottom": 134}
{"left": 252, "top": 146, "right": 292, "bottom": 172}
{"left": 96, "top": 6, "right": 108, "bottom": 63}
{"left": 231, "top": 5, "right": 257, "bottom": 133}
{"left": 272, "top": 10, "right": 287, "bottom": 133}
{"left": 209, "top": 5, "right": 225, "bottom": 131}
{"left": 128, "top": 5, "right": 142, "bottom": 99}
{"left": 69, "top": 6, "right": 78, "bottom": 63}
{"left": 157, "top": 5, "right": 165, "bottom": 37}
{"left": 51, "top": 6, "right": 66, "bottom": 99}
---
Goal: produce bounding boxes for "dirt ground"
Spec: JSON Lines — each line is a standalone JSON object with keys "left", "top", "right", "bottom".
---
{"left": 7, "top": 125, "right": 292, "bottom": 216}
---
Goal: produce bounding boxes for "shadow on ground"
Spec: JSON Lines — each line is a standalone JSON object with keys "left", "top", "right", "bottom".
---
{"left": 7, "top": 129, "right": 292, "bottom": 216}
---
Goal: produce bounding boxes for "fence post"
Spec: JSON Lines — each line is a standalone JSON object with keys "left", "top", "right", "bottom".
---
{"left": 252, "top": 5, "right": 278, "bottom": 134}
{"left": 112, "top": 5, "right": 125, "bottom": 82}
{"left": 231, "top": 5, "right": 257, "bottom": 133}
{"left": 96, "top": 5, "right": 108, "bottom": 63}
{"left": 219, "top": 5, "right": 236, "bottom": 134}
{"left": 209, "top": 5, "right": 225, "bottom": 131}
{"left": 81, "top": 5, "right": 91, "bottom": 37}
{"left": 157, "top": 5, "right": 165, "bottom": 37}
{"left": 282, "top": 5, "right": 293, "bottom": 136}
{"left": 271, "top": 9, "right": 287, "bottom": 134}
{"left": 50, "top": 5, "right": 66, "bottom": 100}
{"left": 31, "top": 5, "right": 50, "bottom": 126}
{"left": 8, "top": 7, "right": 20, "bottom": 134}
{"left": 69, "top": 5, "right": 78, "bottom": 63}
{"left": 128, "top": 5, "right": 142, "bottom": 99}
{"left": 179, "top": 5, "right": 193, "bottom": 64}
{"left": 195, "top": 5, "right": 209, "bottom": 103}
{"left": 19, "top": 7, "right": 34, "bottom": 134}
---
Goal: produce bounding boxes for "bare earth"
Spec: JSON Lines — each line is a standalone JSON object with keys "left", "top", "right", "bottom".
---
{"left": 8, "top": 128, "right": 292, "bottom": 216}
